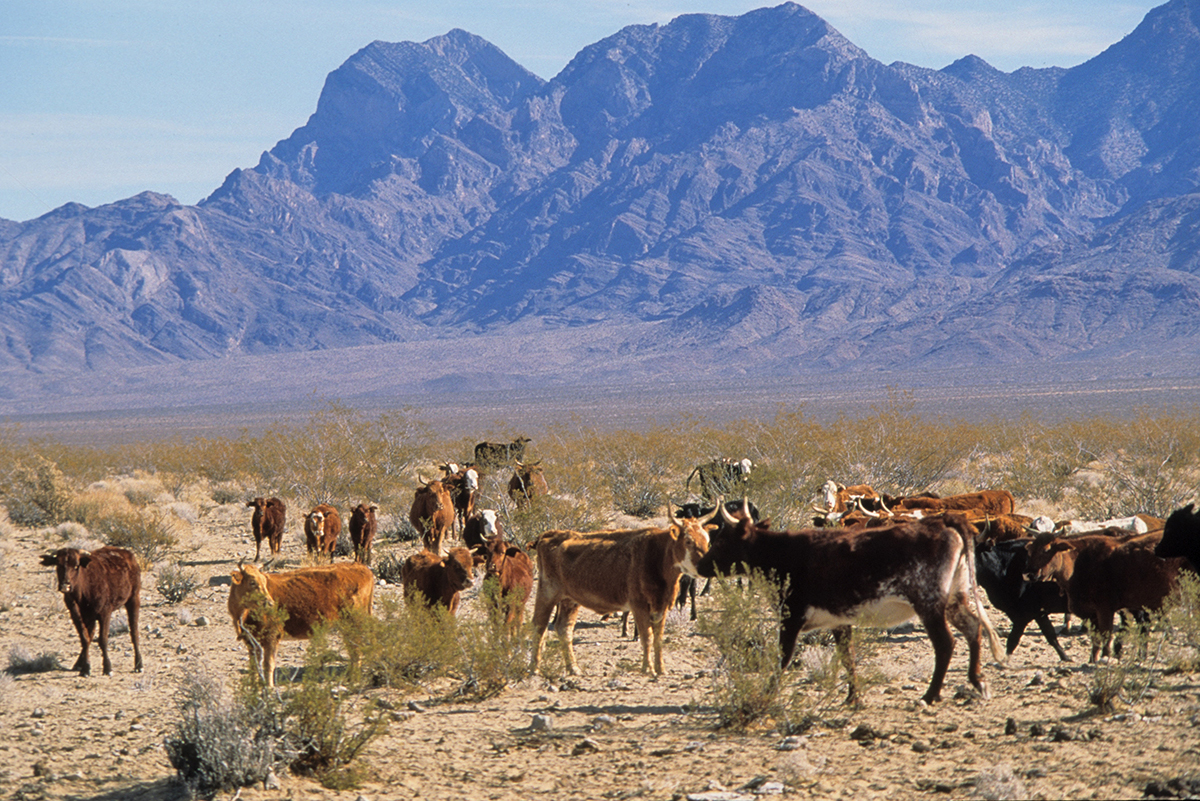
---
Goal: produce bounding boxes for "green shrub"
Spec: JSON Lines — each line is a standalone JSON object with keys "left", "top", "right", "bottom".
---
{"left": 450, "top": 578, "right": 531, "bottom": 700}
{"left": 156, "top": 563, "right": 200, "bottom": 604}
{"left": 339, "top": 597, "right": 459, "bottom": 690}
{"left": 1163, "top": 571, "right": 1200, "bottom": 673}
{"left": 4, "top": 456, "right": 72, "bottom": 527}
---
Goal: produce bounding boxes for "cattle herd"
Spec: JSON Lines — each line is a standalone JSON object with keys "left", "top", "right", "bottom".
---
{"left": 36, "top": 441, "right": 1200, "bottom": 715}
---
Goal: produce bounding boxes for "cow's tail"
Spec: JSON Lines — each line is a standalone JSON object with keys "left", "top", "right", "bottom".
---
{"left": 956, "top": 516, "right": 1006, "bottom": 664}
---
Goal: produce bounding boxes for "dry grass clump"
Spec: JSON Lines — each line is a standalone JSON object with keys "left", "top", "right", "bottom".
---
{"left": 6, "top": 644, "right": 63, "bottom": 675}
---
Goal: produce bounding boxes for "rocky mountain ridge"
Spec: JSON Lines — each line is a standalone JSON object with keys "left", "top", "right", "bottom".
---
{"left": 2, "top": 1, "right": 1199, "bottom": 395}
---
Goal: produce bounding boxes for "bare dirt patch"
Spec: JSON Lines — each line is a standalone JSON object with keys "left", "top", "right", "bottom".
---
{"left": 2, "top": 506, "right": 1199, "bottom": 801}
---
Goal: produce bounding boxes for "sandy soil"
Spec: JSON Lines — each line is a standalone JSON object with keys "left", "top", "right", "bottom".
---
{"left": 2, "top": 498, "right": 1199, "bottom": 801}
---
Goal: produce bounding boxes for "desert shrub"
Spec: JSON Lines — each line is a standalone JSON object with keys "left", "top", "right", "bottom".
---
{"left": 377, "top": 517, "right": 419, "bottom": 544}
{"left": 982, "top": 416, "right": 1085, "bottom": 505}
{"left": 450, "top": 578, "right": 531, "bottom": 700}
{"left": 506, "top": 493, "right": 605, "bottom": 547}
{"left": 604, "top": 461, "right": 668, "bottom": 518}
{"left": 4, "top": 456, "right": 72, "bottom": 527}
{"left": 341, "top": 597, "right": 459, "bottom": 690}
{"left": 697, "top": 570, "right": 801, "bottom": 730}
{"left": 210, "top": 482, "right": 245, "bottom": 505}
{"left": 120, "top": 474, "right": 166, "bottom": 506}
{"left": 372, "top": 550, "right": 406, "bottom": 584}
{"left": 157, "top": 563, "right": 200, "bottom": 604}
{"left": 1085, "top": 612, "right": 1165, "bottom": 713}
{"left": 165, "top": 667, "right": 293, "bottom": 797}
{"left": 1162, "top": 571, "right": 1200, "bottom": 673}
{"left": 88, "top": 506, "right": 178, "bottom": 563}
{"left": 6, "top": 645, "right": 62, "bottom": 675}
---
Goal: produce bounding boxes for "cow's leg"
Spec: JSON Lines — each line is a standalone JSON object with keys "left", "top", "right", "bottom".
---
{"left": 68, "top": 603, "right": 92, "bottom": 675}
{"left": 918, "top": 610, "right": 955, "bottom": 704}
{"left": 1032, "top": 614, "right": 1071, "bottom": 661}
{"left": 126, "top": 596, "right": 143, "bottom": 673}
{"left": 779, "top": 612, "right": 805, "bottom": 669}
{"left": 1004, "top": 615, "right": 1029, "bottom": 656}
{"left": 529, "top": 588, "right": 558, "bottom": 673}
{"left": 254, "top": 536, "right": 262, "bottom": 562}
{"left": 947, "top": 598, "right": 990, "bottom": 699}
{"left": 650, "top": 608, "right": 668, "bottom": 676}
{"left": 97, "top": 611, "right": 113, "bottom": 676}
{"left": 558, "top": 601, "right": 583, "bottom": 675}
{"left": 831, "top": 625, "right": 859, "bottom": 705}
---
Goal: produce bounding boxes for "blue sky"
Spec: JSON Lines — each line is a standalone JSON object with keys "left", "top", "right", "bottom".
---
{"left": 1, "top": 0, "right": 1161, "bottom": 222}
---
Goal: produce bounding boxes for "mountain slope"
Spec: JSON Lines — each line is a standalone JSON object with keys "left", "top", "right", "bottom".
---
{"left": 1, "top": 1, "right": 1199, "bottom": 384}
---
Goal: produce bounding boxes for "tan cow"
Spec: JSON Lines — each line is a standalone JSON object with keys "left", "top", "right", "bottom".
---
{"left": 530, "top": 508, "right": 714, "bottom": 677}
{"left": 227, "top": 561, "right": 374, "bottom": 687}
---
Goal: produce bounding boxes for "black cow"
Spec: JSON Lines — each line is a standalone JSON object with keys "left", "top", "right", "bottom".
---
{"left": 697, "top": 510, "right": 1004, "bottom": 705}
{"left": 1158, "top": 503, "right": 1200, "bottom": 571}
{"left": 474, "top": 437, "right": 531, "bottom": 468}
{"left": 975, "top": 539, "right": 1071, "bottom": 661}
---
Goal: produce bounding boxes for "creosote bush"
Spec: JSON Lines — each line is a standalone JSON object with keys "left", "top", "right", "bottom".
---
{"left": 157, "top": 563, "right": 200, "bottom": 604}
{"left": 450, "top": 578, "right": 532, "bottom": 700}
{"left": 337, "top": 597, "right": 459, "bottom": 690}
{"left": 4, "top": 456, "right": 72, "bottom": 527}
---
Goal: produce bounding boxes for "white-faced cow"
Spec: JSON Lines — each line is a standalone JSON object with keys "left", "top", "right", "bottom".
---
{"left": 530, "top": 508, "right": 714, "bottom": 677}
{"left": 687, "top": 458, "right": 753, "bottom": 502}
{"left": 228, "top": 561, "right": 374, "bottom": 688}
{"left": 464, "top": 508, "right": 503, "bottom": 551}
{"left": 348, "top": 503, "right": 378, "bottom": 565}
{"left": 410, "top": 477, "right": 455, "bottom": 556}
{"left": 697, "top": 509, "right": 1004, "bottom": 705}
{"left": 246, "top": 497, "right": 287, "bottom": 562}
{"left": 304, "top": 504, "right": 341, "bottom": 560}
{"left": 41, "top": 547, "right": 143, "bottom": 677}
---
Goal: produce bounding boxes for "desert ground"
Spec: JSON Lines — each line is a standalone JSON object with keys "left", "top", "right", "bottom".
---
{"left": 1, "top": 479, "right": 1199, "bottom": 801}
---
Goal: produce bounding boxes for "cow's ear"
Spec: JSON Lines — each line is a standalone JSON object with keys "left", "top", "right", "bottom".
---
{"left": 40, "top": 552, "right": 58, "bottom": 567}
{"left": 1051, "top": 541, "right": 1071, "bottom": 554}
{"left": 78, "top": 553, "right": 92, "bottom": 568}
{"left": 230, "top": 570, "right": 242, "bottom": 585}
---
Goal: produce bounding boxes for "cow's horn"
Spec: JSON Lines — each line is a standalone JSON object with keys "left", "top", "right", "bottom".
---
{"left": 719, "top": 501, "right": 738, "bottom": 526}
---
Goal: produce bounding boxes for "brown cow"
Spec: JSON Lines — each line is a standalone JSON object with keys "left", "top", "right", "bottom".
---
{"left": 530, "top": 509, "right": 713, "bottom": 676}
{"left": 1025, "top": 531, "right": 1184, "bottom": 661}
{"left": 348, "top": 503, "right": 378, "bottom": 565}
{"left": 304, "top": 504, "right": 341, "bottom": 559}
{"left": 401, "top": 547, "right": 479, "bottom": 615}
{"left": 463, "top": 508, "right": 503, "bottom": 551}
{"left": 227, "top": 561, "right": 374, "bottom": 688}
{"left": 246, "top": 497, "right": 287, "bottom": 561}
{"left": 410, "top": 477, "right": 455, "bottom": 556}
{"left": 439, "top": 463, "right": 479, "bottom": 534}
{"left": 697, "top": 509, "right": 1004, "bottom": 705}
{"left": 480, "top": 534, "right": 534, "bottom": 632}
{"left": 814, "top": 480, "right": 884, "bottom": 518}
{"left": 891, "top": 490, "right": 1016, "bottom": 516}
{"left": 507, "top": 460, "right": 549, "bottom": 507}
{"left": 40, "top": 547, "right": 143, "bottom": 677}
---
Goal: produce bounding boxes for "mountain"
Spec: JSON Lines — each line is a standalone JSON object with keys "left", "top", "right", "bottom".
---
{"left": 2, "top": 1, "right": 1199, "bottom": 398}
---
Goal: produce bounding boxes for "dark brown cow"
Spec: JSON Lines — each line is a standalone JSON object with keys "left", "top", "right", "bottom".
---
{"left": 463, "top": 508, "right": 503, "bottom": 550}
{"left": 481, "top": 534, "right": 534, "bottom": 632}
{"left": 410, "top": 477, "right": 455, "bottom": 555}
{"left": 246, "top": 497, "right": 287, "bottom": 561}
{"left": 474, "top": 437, "right": 531, "bottom": 469}
{"left": 507, "top": 461, "right": 549, "bottom": 507}
{"left": 228, "top": 561, "right": 374, "bottom": 688}
{"left": 348, "top": 503, "right": 378, "bottom": 565}
{"left": 304, "top": 504, "right": 341, "bottom": 559}
{"left": 530, "top": 509, "right": 714, "bottom": 676}
{"left": 40, "top": 547, "right": 143, "bottom": 677}
{"left": 1025, "top": 531, "right": 1184, "bottom": 661}
{"left": 439, "top": 464, "right": 479, "bottom": 534}
{"left": 401, "top": 547, "right": 479, "bottom": 615}
{"left": 697, "top": 510, "right": 1004, "bottom": 705}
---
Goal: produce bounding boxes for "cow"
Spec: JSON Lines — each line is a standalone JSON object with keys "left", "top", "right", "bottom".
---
{"left": 410, "top": 477, "right": 455, "bottom": 555}
{"left": 687, "top": 458, "right": 753, "bottom": 502}
{"left": 975, "top": 539, "right": 1072, "bottom": 661}
{"left": 670, "top": 499, "right": 763, "bottom": 619}
{"left": 480, "top": 534, "right": 534, "bottom": 632}
{"left": 348, "top": 503, "right": 378, "bottom": 565}
{"left": 227, "top": 561, "right": 374, "bottom": 688}
{"left": 401, "top": 547, "right": 479, "bottom": 615}
{"left": 970, "top": 513, "right": 1036, "bottom": 544}
{"left": 1157, "top": 503, "right": 1200, "bottom": 571}
{"left": 813, "top": 481, "right": 884, "bottom": 518}
{"left": 40, "top": 547, "right": 143, "bottom": 677}
{"left": 246, "top": 497, "right": 287, "bottom": 562}
{"left": 1025, "top": 531, "right": 1184, "bottom": 661}
{"left": 464, "top": 508, "right": 503, "bottom": 551}
{"left": 474, "top": 437, "right": 531, "bottom": 469}
{"left": 891, "top": 490, "right": 1016, "bottom": 517}
{"left": 439, "top": 464, "right": 479, "bottom": 532}
{"left": 530, "top": 508, "right": 714, "bottom": 677}
{"left": 304, "top": 504, "right": 341, "bottom": 559}
{"left": 508, "top": 461, "right": 549, "bottom": 507}
{"left": 696, "top": 509, "right": 1004, "bottom": 705}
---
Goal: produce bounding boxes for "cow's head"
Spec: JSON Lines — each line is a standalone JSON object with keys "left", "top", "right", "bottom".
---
{"left": 1023, "top": 534, "right": 1073, "bottom": 583}
{"left": 247, "top": 497, "right": 266, "bottom": 511}
{"left": 307, "top": 509, "right": 325, "bottom": 531}
{"left": 465, "top": 468, "right": 479, "bottom": 492}
{"left": 41, "top": 548, "right": 89, "bottom": 594}
{"left": 1158, "top": 503, "right": 1200, "bottom": 565}
{"left": 445, "top": 547, "right": 477, "bottom": 591}
{"left": 667, "top": 508, "right": 714, "bottom": 577}
{"left": 695, "top": 500, "right": 767, "bottom": 578}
